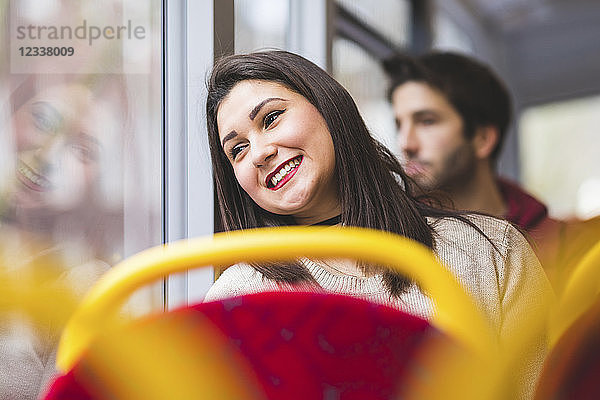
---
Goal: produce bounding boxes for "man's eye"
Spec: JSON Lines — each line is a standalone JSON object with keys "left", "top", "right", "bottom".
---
{"left": 263, "top": 109, "right": 285, "bottom": 129}
{"left": 420, "top": 118, "right": 436, "bottom": 126}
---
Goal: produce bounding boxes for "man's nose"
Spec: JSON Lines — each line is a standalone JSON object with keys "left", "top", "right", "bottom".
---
{"left": 397, "top": 124, "right": 419, "bottom": 157}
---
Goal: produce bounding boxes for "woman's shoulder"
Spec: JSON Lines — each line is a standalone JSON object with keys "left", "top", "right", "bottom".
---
{"left": 426, "top": 213, "right": 537, "bottom": 287}
{"left": 58, "top": 258, "right": 111, "bottom": 297}
{"left": 427, "top": 213, "right": 519, "bottom": 250}
{"left": 203, "top": 263, "right": 274, "bottom": 302}
{"left": 209, "top": 263, "right": 263, "bottom": 287}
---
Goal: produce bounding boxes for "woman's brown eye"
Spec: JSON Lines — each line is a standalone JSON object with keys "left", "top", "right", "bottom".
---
{"left": 263, "top": 109, "right": 285, "bottom": 129}
{"left": 70, "top": 144, "right": 95, "bottom": 163}
{"left": 229, "top": 144, "right": 246, "bottom": 160}
{"left": 30, "top": 102, "right": 62, "bottom": 134}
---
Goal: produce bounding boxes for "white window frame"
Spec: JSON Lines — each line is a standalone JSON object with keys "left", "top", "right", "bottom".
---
{"left": 164, "top": 0, "right": 216, "bottom": 309}
{"left": 163, "top": 0, "right": 332, "bottom": 309}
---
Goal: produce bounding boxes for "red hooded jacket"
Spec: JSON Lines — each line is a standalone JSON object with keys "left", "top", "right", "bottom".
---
{"left": 498, "top": 178, "right": 600, "bottom": 292}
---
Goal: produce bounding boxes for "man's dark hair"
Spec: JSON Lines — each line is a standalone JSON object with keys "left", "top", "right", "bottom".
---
{"left": 385, "top": 52, "right": 512, "bottom": 162}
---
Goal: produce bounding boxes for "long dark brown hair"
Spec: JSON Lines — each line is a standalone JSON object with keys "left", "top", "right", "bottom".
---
{"left": 206, "top": 50, "right": 476, "bottom": 296}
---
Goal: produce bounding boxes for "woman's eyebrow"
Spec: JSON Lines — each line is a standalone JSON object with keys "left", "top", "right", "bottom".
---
{"left": 249, "top": 97, "right": 286, "bottom": 120}
{"left": 221, "top": 130, "right": 238, "bottom": 147}
{"left": 221, "top": 97, "right": 288, "bottom": 147}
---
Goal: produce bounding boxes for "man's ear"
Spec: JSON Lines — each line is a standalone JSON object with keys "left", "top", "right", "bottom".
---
{"left": 471, "top": 125, "right": 499, "bottom": 160}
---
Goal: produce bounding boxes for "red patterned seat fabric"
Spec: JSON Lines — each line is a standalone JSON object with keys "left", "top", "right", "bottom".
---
{"left": 44, "top": 291, "right": 444, "bottom": 400}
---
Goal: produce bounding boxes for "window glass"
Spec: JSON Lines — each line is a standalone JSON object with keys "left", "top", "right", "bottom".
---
{"left": 432, "top": 10, "right": 474, "bottom": 54}
{"left": 235, "top": 0, "right": 289, "bottom": 52}
{"left": 336, "top": 0, "right": 410, "bottom": 48}
{"left": 1, "top": 0, "right": 163, "bottom": 327}
{"left": 519, "top": 95, "right": 600, "bottom": 219}
{"left": 332, "top": 38, "right": 396, "bottom": 151}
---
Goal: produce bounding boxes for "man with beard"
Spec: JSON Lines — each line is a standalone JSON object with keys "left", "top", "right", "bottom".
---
{"left": 384, "top": 51, "right": 599, "bottom": 292}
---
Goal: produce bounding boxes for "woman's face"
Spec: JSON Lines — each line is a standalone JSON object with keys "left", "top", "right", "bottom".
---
{"left": 217, "top": 80, "right": 340, "bottom": 224}
{"left": 9, "top": 82, "right": 116, "bottom": 213}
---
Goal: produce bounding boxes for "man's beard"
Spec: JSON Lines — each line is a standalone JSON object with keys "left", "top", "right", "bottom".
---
{"left": 415, "top": 142, "right": 477, "bottom": 193}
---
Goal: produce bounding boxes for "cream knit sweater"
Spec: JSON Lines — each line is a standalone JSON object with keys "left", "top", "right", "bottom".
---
{"left": 205, "top": 215, "right": 552, "bottom": 334}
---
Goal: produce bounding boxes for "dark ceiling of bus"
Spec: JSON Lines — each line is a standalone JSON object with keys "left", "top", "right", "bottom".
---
{"left": 461, "top": 0, "right": 600, "bottom": 34}
{"left": 459, "top": 0, "right": 600, "bottom": 105}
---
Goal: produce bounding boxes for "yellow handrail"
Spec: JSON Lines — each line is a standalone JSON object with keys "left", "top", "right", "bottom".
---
{"left": 56, "top": 226, "right": 496, "bottom": 372}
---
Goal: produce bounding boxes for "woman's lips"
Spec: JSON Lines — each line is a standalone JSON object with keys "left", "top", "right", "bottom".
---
{"left": 267, "top": 155, "right": 303, "bottom": 190}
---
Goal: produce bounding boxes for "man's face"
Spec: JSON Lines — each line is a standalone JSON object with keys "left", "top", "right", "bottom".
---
{"left": 391, "top": 81, "right": 476, "bottom": 192}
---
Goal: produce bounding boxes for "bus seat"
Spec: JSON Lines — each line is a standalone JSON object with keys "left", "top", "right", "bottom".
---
{"left": 535, "top": 295, "right": 600, "bottom": 399}
{"left": 549, "top": 239, "right": 600, "bottom": 347}
{"left": 44, "top": 291, "right": 455, "bottom": 400}
{"left": 42, "top": 226, "right": 498, "bottom": 399}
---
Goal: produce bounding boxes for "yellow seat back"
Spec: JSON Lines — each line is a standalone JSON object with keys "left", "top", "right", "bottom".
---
{"left": 57, "top": 226, "right": 497, "bottom": 372}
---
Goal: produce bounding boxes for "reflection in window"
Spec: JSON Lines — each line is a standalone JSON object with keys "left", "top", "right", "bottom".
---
{"left": 332, "top": 38, "right": 396, "bottom": 151}
{"left": 519, "top": 95, "right": 600, "bottom": 219}
{"left": 1, "top": 0, "right": 162, "bottom": 397}
{"left": 235, "top": 0, "right": 289, "bottom": 52}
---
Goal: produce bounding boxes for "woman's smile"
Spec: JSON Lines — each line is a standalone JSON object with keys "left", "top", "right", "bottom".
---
{"left": 266, "top": 155, "right": 303, "bottom": 190}
{"left": 16, "top": 160, "right": 52, "bottom": 192}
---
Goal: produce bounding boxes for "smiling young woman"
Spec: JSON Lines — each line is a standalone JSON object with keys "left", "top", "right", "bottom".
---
{"left": 203, "top": 51, "right": 552, "bottom": 346}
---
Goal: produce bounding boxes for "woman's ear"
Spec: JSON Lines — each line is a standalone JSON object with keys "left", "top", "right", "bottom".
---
{"left": 471, "top": 125, "right": 499, "bottom": 160}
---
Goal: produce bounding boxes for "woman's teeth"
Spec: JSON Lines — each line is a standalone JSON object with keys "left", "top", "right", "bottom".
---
{"left": 271, "top": 157, "right": 301, "bottom": 187}
{"left": 18, "top": 163, "right": 50, "bottom": 189}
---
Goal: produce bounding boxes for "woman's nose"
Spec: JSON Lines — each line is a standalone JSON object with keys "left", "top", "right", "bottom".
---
{"left": 251, "top": 141, "right": 278, "bottom": 168}
{"left": 31, "top": 135, "right": 67, "bottom": 173}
